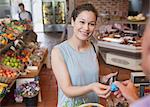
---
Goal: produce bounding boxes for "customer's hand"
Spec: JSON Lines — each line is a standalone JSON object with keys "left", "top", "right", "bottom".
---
{"left": 90, "top": 82, "right": 111, "bottom": 98}
{"left": 102, "top": 72, "right": 118, "bottom": 84}
{"left": 113, "top": 80, "right": 139, "bottom": 104}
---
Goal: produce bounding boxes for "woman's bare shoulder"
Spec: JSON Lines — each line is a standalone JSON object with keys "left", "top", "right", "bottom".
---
{"left": 51, "top": 46, "right": 64, "bottom": 62}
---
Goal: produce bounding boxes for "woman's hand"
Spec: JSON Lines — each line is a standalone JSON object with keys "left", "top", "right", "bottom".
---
{"left": 90, "top": 82, "right": 111, "bottom": 98}
{"left": 101, "top": 72, "right": 118, "bottom": 84}
{"left": 113, "top": 80, "right": 139, "bottom": 104}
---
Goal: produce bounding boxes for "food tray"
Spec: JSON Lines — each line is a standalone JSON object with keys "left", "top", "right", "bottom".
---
{"left": 128, "top": 19, "right": 145, "bottom": 22}
{"left": 97, "top": 41, "right": 142, "bottom": 53}
{"left": 79, "top": 103, "right": 104, "bottom": 107}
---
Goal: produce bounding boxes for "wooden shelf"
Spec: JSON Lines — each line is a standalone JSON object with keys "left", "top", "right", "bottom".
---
{"left": 110, "top": 19, "right": 146, "bottom": 25}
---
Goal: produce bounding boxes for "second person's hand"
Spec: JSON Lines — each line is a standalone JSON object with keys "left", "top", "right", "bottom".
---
{"left": 113, "top": 80, "right": 139, "bottom": 104}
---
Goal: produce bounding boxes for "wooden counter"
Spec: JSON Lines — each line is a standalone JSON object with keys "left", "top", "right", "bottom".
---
{"left": 109, "top": 19, "right": 146, "bottom": 25}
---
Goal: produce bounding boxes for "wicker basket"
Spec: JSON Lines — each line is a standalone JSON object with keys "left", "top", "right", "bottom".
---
{"left": 0, "top": 76, "right": 16, "bottom": 84}
{"left": 0, "top": 65, "right": 19, "bottom": 84}
{"left": 78, "top": 103, "right": 104, "bottom": 107}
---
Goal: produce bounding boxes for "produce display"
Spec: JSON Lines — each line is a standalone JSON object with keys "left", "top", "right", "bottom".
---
{"left": 2, "top": 46, "right": 33, "bottom": 64}
{"left": 0, "top": 18, "right": 31, "bottom": 49}
{"left": 0, "top": 18, "right": 46, "bottom": 102}
{"left": 1, "top": 56, "right": 22, "bottom": 69}
{"left": 29, "top": 48, "right": 46, "bottom": 66}
{"left": 0, "top": 83, "right": 8, "bottom": 97}
{"left": 1, "top": 33, "right": 15, "bottom": 41}
{"left": 0, "top": 66, "right": 18, "bottom": 84}
{"left": 0, "top": 42, "right": 45, "bottom": 72}
{"left": 0, "top": 36, "right": 8, "bottom": 46}
{"left": 0, "top": 68, "right": 17, "bottom": 78}
{"left": 0, "top": 18, "right": 30, "bottom": 35}
{"left": 15, "top": 49, "right": 33, "bottom": 63}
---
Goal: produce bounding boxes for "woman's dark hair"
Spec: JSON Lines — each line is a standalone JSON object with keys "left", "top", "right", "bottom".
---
{"left": 18, "top": 3, "right": 24, "bottom": 8}
{"left": 71, "top": 3, "right": 98, "bottom": 21}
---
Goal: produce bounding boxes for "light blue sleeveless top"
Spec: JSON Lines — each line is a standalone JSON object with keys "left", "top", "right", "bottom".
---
{"left": 55, "top": 41, "right": 99, "bottom": 107}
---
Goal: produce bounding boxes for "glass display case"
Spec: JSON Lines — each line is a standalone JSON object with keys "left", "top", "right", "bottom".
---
{"left": 42, "top": 0, "right": 67, "bottom": 32}
{"left": 42, "top": 1, "right": 53, "bottom": 25}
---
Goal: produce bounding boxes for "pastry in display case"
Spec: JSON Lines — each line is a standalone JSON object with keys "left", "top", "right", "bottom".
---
{"left": 99, "top": 33, "right": 142, "bottom": 47}
{"left": 95, "top": 23, "right": 143, "bottom": 53}
{"left": 55, "top": 1, "right": 65, "bottom": 24}
{"left": 42, "top": 0, "right": 67, "bottom": 32}
{"left": 127, "top": 13, "right": 146, "bottom": 22}
{"left": 42, "top": 2, "right": 53, "bottom": 25}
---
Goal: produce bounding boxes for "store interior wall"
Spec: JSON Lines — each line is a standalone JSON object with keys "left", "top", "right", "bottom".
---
{"left": 75, "top": 0, "right": 150, "bottom": 26}
{"left": 32, "top": 0, "right": 43, "bottom": 32}
{"left": 75, "top": 0, "right": 129, "bottom": 26}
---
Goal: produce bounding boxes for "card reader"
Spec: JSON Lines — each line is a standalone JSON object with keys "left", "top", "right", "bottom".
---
{"left": 131, "top": 72, "right": 150, "bottom": 86}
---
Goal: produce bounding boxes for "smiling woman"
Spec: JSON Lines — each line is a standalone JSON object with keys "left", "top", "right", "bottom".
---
{"left": 51, "top": 3, "right": 117, "bottom": 107}
{"left": 71, "top": 10, "right": 96, "bottom": 42}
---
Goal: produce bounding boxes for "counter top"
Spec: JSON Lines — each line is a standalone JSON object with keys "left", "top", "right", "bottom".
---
{"left": 110, "top": 19, "right": 147, "bottom": 25}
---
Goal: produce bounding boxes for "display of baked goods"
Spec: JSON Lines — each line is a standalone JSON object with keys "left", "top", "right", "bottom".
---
{"left": 97, "top": 33, "right": 142, "bottom": 47}
{"left": 127, "top": 13, "right": 146, "bottom": 21}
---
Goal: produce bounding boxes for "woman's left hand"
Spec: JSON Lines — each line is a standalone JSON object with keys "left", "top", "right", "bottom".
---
{"left": 102, "top": 72, "right": 118, "bottom": 84}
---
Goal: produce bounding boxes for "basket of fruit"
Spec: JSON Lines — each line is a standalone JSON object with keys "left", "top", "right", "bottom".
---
{"left": 1, "top": 56, "right": 24, "bottom": 71}
{"left": 0, "top": 82, "right": 8, "bottom": 98}
{"left": 0, "top": 36, "right": 8, "bottom": 48}
{"left": 0, "top": 65, "right": 19, "bottom": 84}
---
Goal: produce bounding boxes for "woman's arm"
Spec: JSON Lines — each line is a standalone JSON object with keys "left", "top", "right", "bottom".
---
{"left": 51, "top": 47, "right": 110, "bottom": 98}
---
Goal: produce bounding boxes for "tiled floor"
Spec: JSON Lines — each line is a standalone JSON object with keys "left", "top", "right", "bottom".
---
{"left": 4, "top": 32, "right": 63, "bottom": 107}
{"left": 38, "top": 67, "right": 58, "bottom": 107}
